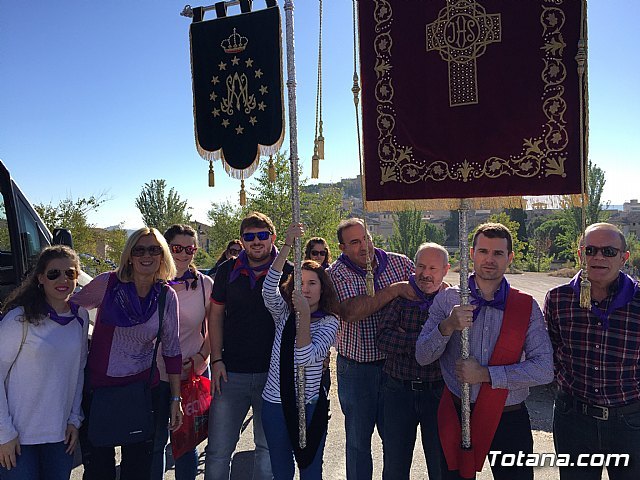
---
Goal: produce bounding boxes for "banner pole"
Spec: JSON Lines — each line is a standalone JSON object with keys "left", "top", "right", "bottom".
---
{"left": 283, "top": 0, "right": 306, "bottom": 449}
{"left": 458, "top": 199, "right": 472, "bottom": 449}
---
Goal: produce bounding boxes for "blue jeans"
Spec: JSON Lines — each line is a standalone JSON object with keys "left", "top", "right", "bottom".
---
{"left": 553, "top": 392, "right": 640, "bottom": 480}
{"left": 0, "top": 442, "right": 73, "bottom": 480}
{"left": 337, "top": 355, "right": 385, "bottom": 480}
{"left": 204, "top": 372, "right": 271, "bottom": 480}
{"left": 261, "top": 400, "right": 327, "bottom": 479}
{"left": 382, "top": 374, "right": 444, "bottom": 480}
{"left": 151, "top": 381, "right": 198, "bottom": 480}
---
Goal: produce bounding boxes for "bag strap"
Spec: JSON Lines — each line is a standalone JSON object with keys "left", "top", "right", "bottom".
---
{"left": 148, "top": 284, "right": 167, "bottom": 385}
{"left": 6, "top": 320, "right": 28, "bottom": 380}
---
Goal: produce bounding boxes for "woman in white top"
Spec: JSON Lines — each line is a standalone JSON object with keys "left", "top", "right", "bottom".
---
{"left": 261, "top": 223, "right": 339, "bottom": 480}
{"left": 152, "top": 224, "right": 213, "bottom": 480}
{"left": 0, "top": 245, "right": 89, "bottom": 480}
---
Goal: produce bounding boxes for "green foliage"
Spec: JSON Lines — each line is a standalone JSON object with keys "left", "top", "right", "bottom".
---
{"left": 34, "top": 194, "right": 107, "bottom": 258}
{"left": 135, "top": 179, "right": 191, "bottom": 234}
{"left": 207, "top": 151, "right": 346, "bottom": 259}
{"left": 389, "top": 209, "right": 424, "bottom": 257}
{"left": 194, "top": 248, "right": 215, "bottom": 270}
{"left": 102, "top": 225, "right": 128, "bottom": 266}
{"left": 485, "top": 212, "right": 526, "bottom": 269}
{"left": 425, "top": 222, "right": 447, "bottom": 245}
{"left": 444, "top": 210, "right": 459, "bottom": 246}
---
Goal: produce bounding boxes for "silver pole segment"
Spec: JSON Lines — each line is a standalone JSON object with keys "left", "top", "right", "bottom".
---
{"left": 283, "top": 0, "right": 306, "bottom": 449}
{"left": 180, "top": 2, "right": 241, "bottom": 18}
{"left": 458, "top": 199, "right": 471, "bottom": 449}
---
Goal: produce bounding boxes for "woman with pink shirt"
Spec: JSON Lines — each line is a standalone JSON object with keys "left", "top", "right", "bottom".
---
{"left": 73, "top": 227, "right": 183, "bottom": 480}
{"left": 151, "top": 224, "right": 213, "bottom": 480}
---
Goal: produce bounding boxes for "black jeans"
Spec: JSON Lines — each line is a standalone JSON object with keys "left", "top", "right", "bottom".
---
{"left": 441, "top": 404, "right": 534, "bottom": 480}
{"left": 79, "top": 385, "right": 163, "bottom": 480}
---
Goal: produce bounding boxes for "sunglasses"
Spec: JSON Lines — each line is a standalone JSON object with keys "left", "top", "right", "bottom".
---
{"left": 131, "top": 245, "right": 163, "bottom": 257}
{"left": 46, "top": 268, "right": 79, "bottom": 281}
{"left": 241, "top": 231, "right": 271, "bottom": 242}
{"left": 583, "top": 245, "right": 621, "bottom": 257}
{"left": 170, "top": 244, "right": 198, "bottom": 255}
{"left": 228, "top": 248, "right": 242, "bottom": 255}
{"left": 311, "top": 250, "right": 327, "bottom": 257}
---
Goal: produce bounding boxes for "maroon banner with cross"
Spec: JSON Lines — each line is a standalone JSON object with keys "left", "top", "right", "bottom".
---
{"left": 358, "top": 0, "right": 586, "bottom": 209}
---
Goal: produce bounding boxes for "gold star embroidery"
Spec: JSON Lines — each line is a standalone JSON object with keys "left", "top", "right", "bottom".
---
{"left": 235, "top": 125, "right": 244, "bottom": 135}
{"left": 245, "top": 58, "right": 254, "bottom": 67}
{"left": 212, "top": 108, "right": 220, "bottom": 117}
{"left": 209, "top": 91, "right": 218, "bottom": 101}
{"left": 218, "top": 61, "right": 227, "bottom": 71}
{"left": 211, "top": 76, "right": 220, "bottom": 85}
{"left": 254, "top": 69, "right": 263, "bottom": 79}
{"left": 259, "top": 85, "right": 268, "bottom": 95}
{"left": 249, "top": 116, "right": 257, "bottom": 126}
{"left": 231, "top": 56, "right": 240, "bottom": 66}
{"left": 222, "top": 119, "right": 230, "bottom": 128}
{"left": 258, "top": 101, "right": 266, "bottom": 111}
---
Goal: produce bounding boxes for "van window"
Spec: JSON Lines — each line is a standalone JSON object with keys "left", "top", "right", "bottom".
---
{"left": 0, "top": 193, "right": 15, "bottom": 288}
{"left": 16, "top": 194, "right": 48, "bottom": 273}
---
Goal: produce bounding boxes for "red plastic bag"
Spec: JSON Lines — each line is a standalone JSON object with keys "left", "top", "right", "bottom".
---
{"left": 171, "top": 360, "right": 212, "bottom": 459}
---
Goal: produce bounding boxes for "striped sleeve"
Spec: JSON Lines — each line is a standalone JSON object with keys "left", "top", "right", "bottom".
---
{"left": 295, "top": 315, "right": 339, "bottom": 367}
{"left": 262, "top": 267, "right": 289, "bottom": 325}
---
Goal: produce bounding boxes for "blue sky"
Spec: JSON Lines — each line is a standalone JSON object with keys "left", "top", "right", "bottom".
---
{"left": 1, "top": 1, "right": 638, "bottom": 229}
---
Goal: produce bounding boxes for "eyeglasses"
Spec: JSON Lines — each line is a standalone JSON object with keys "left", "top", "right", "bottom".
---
{"left": 170, "top": 244, "right": 198, "bottom": 255}
{"left": 583, "top": 245, "right": 621, "bottom": 257}
{"left": 311, "top": 250, "right": 327, "bottom": 257}
{"left": 241, "top": 231, "right": 271, "bottom": 242}
{"left": 46, "top": 269, "right": 79, "bottom": 281}
{"left": 228, "top": 248, "right": 242, "bottom": 255}
{"left": 131, "top": 245, "right": 164, "bottom": 257}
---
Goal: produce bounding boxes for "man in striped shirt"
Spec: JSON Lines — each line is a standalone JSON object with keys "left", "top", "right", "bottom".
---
{"left": 328, "top": 218, "right": 416, "bottom": 480}
{"left": 545, "top": 222, "right": 640, "bottom": 480}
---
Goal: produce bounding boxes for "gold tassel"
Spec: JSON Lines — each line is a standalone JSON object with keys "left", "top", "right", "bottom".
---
{"left": 579, "top": 269, "right": 591, "bottom": 309}
{"left": 268, "top": 155, "right": 276, "bottom": 182}
{"left": 311, "top": 153, "right": 319, "bottom": 179}
{"left": 239, "top": 179, "right": 246, "bottom": 206}
{"left": 208, "top": 160, "right": 215, "bottom": 187}
{"left": 316, "top": 131, "right": 324, "bottom": 160}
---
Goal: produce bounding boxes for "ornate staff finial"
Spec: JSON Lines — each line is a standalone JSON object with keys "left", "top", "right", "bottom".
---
{"left": 208, "top": 159, "right": 215, "bottom": 187}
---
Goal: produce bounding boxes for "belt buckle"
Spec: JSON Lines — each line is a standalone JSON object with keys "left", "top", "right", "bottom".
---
{"left": 410, "top": 380, "right": 423, "bottom": 391}
{"left": 584, "top": 403, "right": 609, "bottom": 420}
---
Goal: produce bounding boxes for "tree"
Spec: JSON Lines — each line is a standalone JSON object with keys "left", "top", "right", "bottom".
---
{"left": 135, "top": 179, "right": 191, "bottom": 234}
{"left": 486, "top": 212, "right": 526, "bottom": 269}
{"left": 206, "top": 201, "right": 247, "bottom": 258}
{"left": 102, "top": 225, "right": 128, "bottom": 265}
{"left": 444, "top": 210, "right": 459, "bottom": 247}
{"left": 424, "top": 222, "right": 447, "bottom": 245}
{"left": 35, "top": 194, "right": 108, "bottom": 256}
{"left": 389, "top": 209, "right": 424, "bottom": 257}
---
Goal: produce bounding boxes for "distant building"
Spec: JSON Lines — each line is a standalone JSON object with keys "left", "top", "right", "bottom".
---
{"left": 623, "top": 199, "right": 640, "bottom": 213}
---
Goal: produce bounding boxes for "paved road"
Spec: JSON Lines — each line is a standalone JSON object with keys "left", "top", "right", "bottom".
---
{"left": 73, "top": 272, "right": 612, "bottom": 479}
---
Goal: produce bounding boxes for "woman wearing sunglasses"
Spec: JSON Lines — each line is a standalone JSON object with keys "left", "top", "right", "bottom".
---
{"left": 261, "top": 223, "right": 340, "bottom": 479}
{"left": 303, "top": 238, "right": 332, "bottom": 270}
{"left": 151, "top": 224, "right": 213, "bottom": 480}
{"left": 72, "top": 227, "right": 183, "bottom": 480}
{"left": 208, "top": 239, "right": 243, "bottom": 277}
{"left": 0, "top": 246, "right": 89, "bottom": 479}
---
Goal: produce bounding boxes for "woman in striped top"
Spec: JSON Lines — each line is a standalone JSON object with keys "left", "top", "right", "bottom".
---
{"left": 261, "top": 223, "right": 339, "bottom": 480}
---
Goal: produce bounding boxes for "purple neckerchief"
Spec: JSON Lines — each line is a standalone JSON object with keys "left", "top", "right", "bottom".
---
{"left": 570, "top": 271, "right": 638, "bottom": 330}
{"left": 45, "top": 301, "right": 84, "bottom": 326}
{"left": 403, "top": 274, "right": 439, "bottom": 312}
{"left": 99, "top": 273, "right": 162, "bottom": 327}
{"left": 229, "top": 246, "right": 278, "bottom": 289}
{"left": 168, "top": 270, "right": 196, "bottom": 288}
{"left": 468, "top": 274, "right": 510, "bottom": 322}
{"left": 337, "top": 248, "right": 389, "bottom": 291}
{"left": 311, "top": 309, "right": 329, "bottom": 319}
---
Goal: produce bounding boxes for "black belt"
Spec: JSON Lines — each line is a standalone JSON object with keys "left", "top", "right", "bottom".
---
{"left": 397, "top": 378, "right": 444, "bottom": 392}
{"left": 559, "top": 392, "right": 640, "bottom": 421}
{"left": 452, "top": 394, "right": 523, "bottom": 413}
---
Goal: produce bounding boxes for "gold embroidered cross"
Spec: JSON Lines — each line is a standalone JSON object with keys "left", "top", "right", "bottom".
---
{"left": 426, "top": 0, "right": 501, "bottom": 106}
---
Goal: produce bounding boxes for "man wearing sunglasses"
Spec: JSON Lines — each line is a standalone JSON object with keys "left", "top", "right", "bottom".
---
{"left": 205, "top": 212, "right": 292, "bottom": 480}
{"left": 545, "top": 222, "right": 640, "bottom": 480}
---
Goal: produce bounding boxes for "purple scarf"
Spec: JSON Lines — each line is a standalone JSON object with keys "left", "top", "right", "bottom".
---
{"left": 468, "top": 274, "right": 510, "bottom": 322}
{"left": 99, "top": 273, "right": 162, "bottom": 327}
{"left": 311, "top": 309, "right": 329, "bottom": 319}
{"left": 570, "top": 271, "right": 638, "bottom": 330}
{"left": 229, "top": 246, "right": 278, "bottom": 289}
{"left": 337, "top": 248, "right": 389, "bottom": 291}
{"left": 168, "top": 270, "right": 196, "bottom": 288}
{"left": 403, "top": 274, "right": 439, "bottom": 312}
{"left": 46, "top": 301, "right": 84, "bottom": 326}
